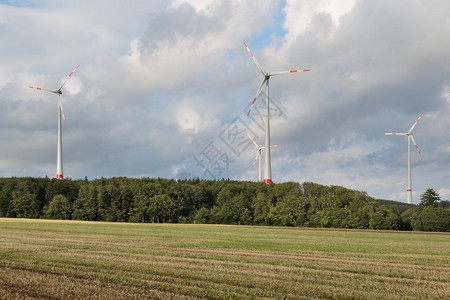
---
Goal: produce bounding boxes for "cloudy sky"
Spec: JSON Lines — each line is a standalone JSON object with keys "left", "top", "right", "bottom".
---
{"left": 1, "top": 0, "right": 449, "bottom": 203}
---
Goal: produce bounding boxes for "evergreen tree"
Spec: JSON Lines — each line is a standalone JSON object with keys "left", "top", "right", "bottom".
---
{"left": 420, "top": 189, "right": 440, "bottom": 207}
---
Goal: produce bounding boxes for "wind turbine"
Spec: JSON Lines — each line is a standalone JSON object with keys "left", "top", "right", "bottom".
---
{"left": 385, "top": 113, "right": 423, "bottom": 204}
{"left": 29, "top": 65, "right": 80, "bottom": 179}
{"left": 244, "top": 41, "right": 309, "bottom": 183}
{"left": 247, "top": 134, "right": 279, "bottom": 182}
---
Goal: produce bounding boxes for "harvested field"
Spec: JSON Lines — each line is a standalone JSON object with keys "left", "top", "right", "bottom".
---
{"left": 0, "top": 218, "right": 449, "bottom": 299}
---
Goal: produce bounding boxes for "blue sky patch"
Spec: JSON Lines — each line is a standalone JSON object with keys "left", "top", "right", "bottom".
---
{"left": 0, "top": 0, "right": 38, "bottom": 7}
{"left": 247, "top": 0, "right": 287, "bottom": 50}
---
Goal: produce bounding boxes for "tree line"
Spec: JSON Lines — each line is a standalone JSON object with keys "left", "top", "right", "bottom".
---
{"left": 0, "top": 177, "right": 448, "bottom": 232}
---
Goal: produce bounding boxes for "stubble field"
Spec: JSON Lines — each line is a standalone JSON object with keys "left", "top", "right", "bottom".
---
{"left": 0, "top": 218, "right": 449, "bottom": 299}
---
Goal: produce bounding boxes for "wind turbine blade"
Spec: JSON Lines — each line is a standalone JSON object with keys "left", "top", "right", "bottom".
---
{"left": 247, "top": 77, "right": 267, "bottom": 116}
{"left": 269, "top": 69, "right": 310, "bottom": 76}
{"left": 409, "top": 113, "right": 423, "bottom": 134}
{"left": 57, "top": 94, "right": 67, "bottom": 125}
{"left": 29, "top": 86, "right": 57, "bottom": 93}
{"left": 385, "top": 133, "right": 407, "bottom": 136}
{"left": 243, "top": 41, "right": 266, "bottom": 75}
{"left": 247, "top": 133, "right": 260, "bottom": 148}
{"left": 410, "top": 135, "right": 421, "bottom": 155}
{"left": 58, "top": 64, "right": 80, "bottom": 91}
{"left": 253, "top": 151, "right": 259, "bottom": 167}
{"left": 270, "top": 144, "right": 279, "bottom": 148}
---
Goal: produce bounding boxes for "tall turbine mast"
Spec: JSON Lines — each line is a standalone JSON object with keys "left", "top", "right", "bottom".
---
{"left": 29, "top": 65, "right": 80, "bottom": 179}
{"left": 247, "top": 134, "right": 279, "bottom": 182}
{"left": 243, "top": 42, "right": 309, "bottom": 183}
{"left": 385, "top": 114, "right": 422, "bottom": 203}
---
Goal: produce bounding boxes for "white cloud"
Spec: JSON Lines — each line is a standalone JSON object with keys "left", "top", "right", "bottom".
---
{"left": 283, "top": 0, "right": 357, "bottom": 42}
{"left": 438, "top": 188, "right": 450, "bottom": 200}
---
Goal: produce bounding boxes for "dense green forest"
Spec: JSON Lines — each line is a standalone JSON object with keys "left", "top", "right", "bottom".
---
{"left": 0, "top": 177, "right": 449, "bottom": 232}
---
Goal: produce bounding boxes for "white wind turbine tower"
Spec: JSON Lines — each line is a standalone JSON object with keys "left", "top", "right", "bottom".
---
{"left": 247, "top": 134, "right": 279, "bottom": 182}
{"left": 385, "top": 114, "right": 423, "bottom": 204}
{"left": 29, "top": 65, "right": 80, "bottom": 179}
{"left": 244, "top": 42, "right": 309, "bottom": 183}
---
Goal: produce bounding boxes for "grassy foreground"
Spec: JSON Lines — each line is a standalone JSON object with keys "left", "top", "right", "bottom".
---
{"left": 0, "top": 219, "right": 449, "bottom": 299}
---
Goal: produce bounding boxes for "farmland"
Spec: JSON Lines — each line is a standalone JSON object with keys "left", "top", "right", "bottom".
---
{"left": 0, "top": 219, "right": 449, "bottom": 299}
